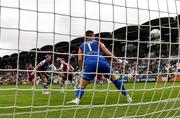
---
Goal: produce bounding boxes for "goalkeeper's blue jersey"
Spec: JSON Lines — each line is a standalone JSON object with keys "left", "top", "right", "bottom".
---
{"left": 79, "top": 39, "right": 110, "bottom": 80}
{"left": 79, "top": 39, "right": 107, "bottom": 64}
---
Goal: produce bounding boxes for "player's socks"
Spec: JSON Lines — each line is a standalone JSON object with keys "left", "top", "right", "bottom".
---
{"left": 42, "top": 83, "right": 50, "bottom": 94}
{"left": 42, "top": 83, "right": 48, "bottom": 89}
{"left": 60, "top": 86, "right": 64, "bottom": 93}
{"left": 126, "top": 94, "right": 132, "bottom": 103}
{"left": 71, "top": 80, "right": 76, "bottom": 91}
{"left": 75, "top": 87, "right": 84, "bottom": 99}
{"left": 59, "top": 83, "right": 64, "bottom": 93}
{"left": 113, "top": 79, "right": 127, "bottom": 96}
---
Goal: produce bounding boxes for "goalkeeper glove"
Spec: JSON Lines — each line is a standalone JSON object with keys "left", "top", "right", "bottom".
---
{"left": 117, "top": 59, "right": 123, "bottom": 63}
{"left": 117, "top": 59, "right": 128, "bottom": 64}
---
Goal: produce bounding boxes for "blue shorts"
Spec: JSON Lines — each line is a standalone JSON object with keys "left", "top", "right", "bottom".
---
{"left": 83, "top": 60, "right": 111, "bottom": 80}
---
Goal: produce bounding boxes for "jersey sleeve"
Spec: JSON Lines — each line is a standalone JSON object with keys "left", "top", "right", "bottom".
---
{"left": 58, "top": 64, "right": 64, "bottom": 70}
{"left": 39, "top": 60, "right": 46, "bottom": 66}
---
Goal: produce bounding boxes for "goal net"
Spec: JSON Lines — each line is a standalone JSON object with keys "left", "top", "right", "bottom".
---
{"left": 0, "top": 0, "right": 180, "bottom": 118}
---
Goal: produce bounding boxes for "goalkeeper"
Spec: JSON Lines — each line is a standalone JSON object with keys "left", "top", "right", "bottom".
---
{"left": 67, "top": 30, "right": 132, "bottom": 104}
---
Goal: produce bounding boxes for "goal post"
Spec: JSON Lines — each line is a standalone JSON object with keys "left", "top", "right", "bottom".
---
{"left": 0, "top": 0, "right": 180, "bottom": 118}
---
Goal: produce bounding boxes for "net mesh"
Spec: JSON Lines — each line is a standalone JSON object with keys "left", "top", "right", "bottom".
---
{"left": 0, "top": 0, "right": 180, "bottom": 118}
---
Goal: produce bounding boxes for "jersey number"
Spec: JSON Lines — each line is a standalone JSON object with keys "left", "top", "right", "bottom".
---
{"left": 87, "top": 43, "right": 92, "bottom": 52}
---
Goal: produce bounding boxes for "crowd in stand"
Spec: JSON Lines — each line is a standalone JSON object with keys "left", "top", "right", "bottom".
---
{"left": 0, "top": 47, "right": 179, "bottom": 85}
{"left": 0, "top": 72, "right": 16, "bottom": 85}
{"left": 0, "top": 60, "right": 178, "bottom": 85}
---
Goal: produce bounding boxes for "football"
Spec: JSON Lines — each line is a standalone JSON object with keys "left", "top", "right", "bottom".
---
{"left": 150, "top": 29, "right": 161, "bottom": 39}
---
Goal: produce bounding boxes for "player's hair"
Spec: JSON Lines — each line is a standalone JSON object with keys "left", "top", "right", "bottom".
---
{"left": 85, "top": 30, "right": 94, "bottom": 37}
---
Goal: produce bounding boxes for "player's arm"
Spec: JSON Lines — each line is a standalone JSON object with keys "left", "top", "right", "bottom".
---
{"left": 35, "top": 60, "right": 45, "bottom": 70}
{"left": 57, "top": 64, "right": 63, "bottom": 71}
{"left": 100, "top": 42, "right": 123, "bottom": 63}
{"left": 30, "top": 60, "right": 45, "bottom": 76}
{"left": 30, "top": 64, "right": 41, "bottom": 76}
{"left": 69, "top": 64, "right": 75, "bottom": 71}
{"left": 100, "top": 42, "right": 115, "bottom": 57}
{"left": 78, "top": 48, "right": 83, "bottom": 71}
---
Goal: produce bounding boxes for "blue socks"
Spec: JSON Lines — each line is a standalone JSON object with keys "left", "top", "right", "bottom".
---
{"left": 76, "top": 88, "right": 85, "bottom": 99}
{"left": 75, "top": 80, "right": 127, "bottom": 99}
{"left": 113, "top": 79, "right": 127, "bottom": 96}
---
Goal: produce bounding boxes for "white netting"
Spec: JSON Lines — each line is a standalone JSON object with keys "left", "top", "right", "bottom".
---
{"left": 0, "top": 0, "right": 180, "bottom": 118}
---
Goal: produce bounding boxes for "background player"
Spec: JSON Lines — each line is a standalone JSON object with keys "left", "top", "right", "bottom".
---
{"left": 56, "top": 57, "right": 76, "bottom": 93}
{"left": 31, "top": 54, "right": 52, "bottom": 94}
{"left": 67, "top": 30, "right": 132, "bottom": 104}
{"left": 27, "top": 63, "right": 35, "bottom": 88}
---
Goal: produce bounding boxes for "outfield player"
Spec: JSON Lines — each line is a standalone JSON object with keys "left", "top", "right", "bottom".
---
{"left": 67, "top": 30, "right": 132, "bottom": 104}
{"left": 56, "top": 57, "right": 76, "bottom": 93}
{"left": 31, "top": 54, "right": 52, "bottom": 94}
{"left": 27, "top": 63, "right": 35, "bottom": 88}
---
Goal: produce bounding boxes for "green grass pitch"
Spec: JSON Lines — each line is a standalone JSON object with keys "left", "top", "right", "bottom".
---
{"left": 0, "top": 82, "right": 179, "bottom": 118}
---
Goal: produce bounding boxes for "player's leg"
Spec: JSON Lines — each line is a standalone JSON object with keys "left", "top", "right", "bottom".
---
{"left": 29, "top": 77, "right": 33, "bottom": 87}
{"left": 67, "top": 62, "right": 97, "bottom": 104}
{"left": 68, "top": 74, "right": 76, "bottom": 91}
{"left": 75, "top": 78, "right": 89, "bottom": 98}
{"left": 29, "top": 74, "right": 36, "bottom": 89}
{"left": 67, "top": 78, "right": 89, "bottom": 104}
{"left": 110, "top": 75, "right": 127, "bottom": 94}
{"left": 110, "top": 75, "right": 132, "bottom": 103}
{"left": 40, "top": 73, "right": 49, "bottom": 94}
{"left": 99, "top": 61, "right": 132, "bottom": 103}
{"left": 75, "top": 74, "right": 81, "bottom": 86}
{"left": 76, "top": 62, "right": 97, "bottom": 99}
{"left": 31, "top": 78, "right": 36, "bottom": 89}
{"left": 59, "top": 76, "right": 66, "bottom": 93}
{"left": 35, "top": 76, "right": 40, "bottom": 85}
{"left": 57, "top": 73, "right": 66, "bottom": 93}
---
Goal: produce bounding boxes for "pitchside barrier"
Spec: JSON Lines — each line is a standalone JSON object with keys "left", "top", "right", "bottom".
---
{"left": 118, "top": 74, "right": 180, "bottom": 83}
{"left": 158, "top": 75, "right": 180, "bottom": 82}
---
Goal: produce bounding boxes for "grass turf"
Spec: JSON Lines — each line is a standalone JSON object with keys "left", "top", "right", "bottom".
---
{"left": 0, "top": 82, "right": 179, "bottom": 118}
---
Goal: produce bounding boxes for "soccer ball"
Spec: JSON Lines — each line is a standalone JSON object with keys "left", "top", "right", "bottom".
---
{"left": 150, "top": 29, "right": 161, "bottom": 39}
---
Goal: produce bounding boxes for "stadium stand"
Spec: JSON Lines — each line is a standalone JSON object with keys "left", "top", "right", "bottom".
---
{"left": 0, "top": 15, "right": 180, "bottom": 84}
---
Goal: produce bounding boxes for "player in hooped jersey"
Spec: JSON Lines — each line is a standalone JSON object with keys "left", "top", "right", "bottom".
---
{"left": 67, "top": 30, "right": 132, "bottom": 104}
{"left": 56, "top": 58, "right": 76, "bottom": 93}
{"left": 31, "top": 54, "right": 52, "bottom": 94}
